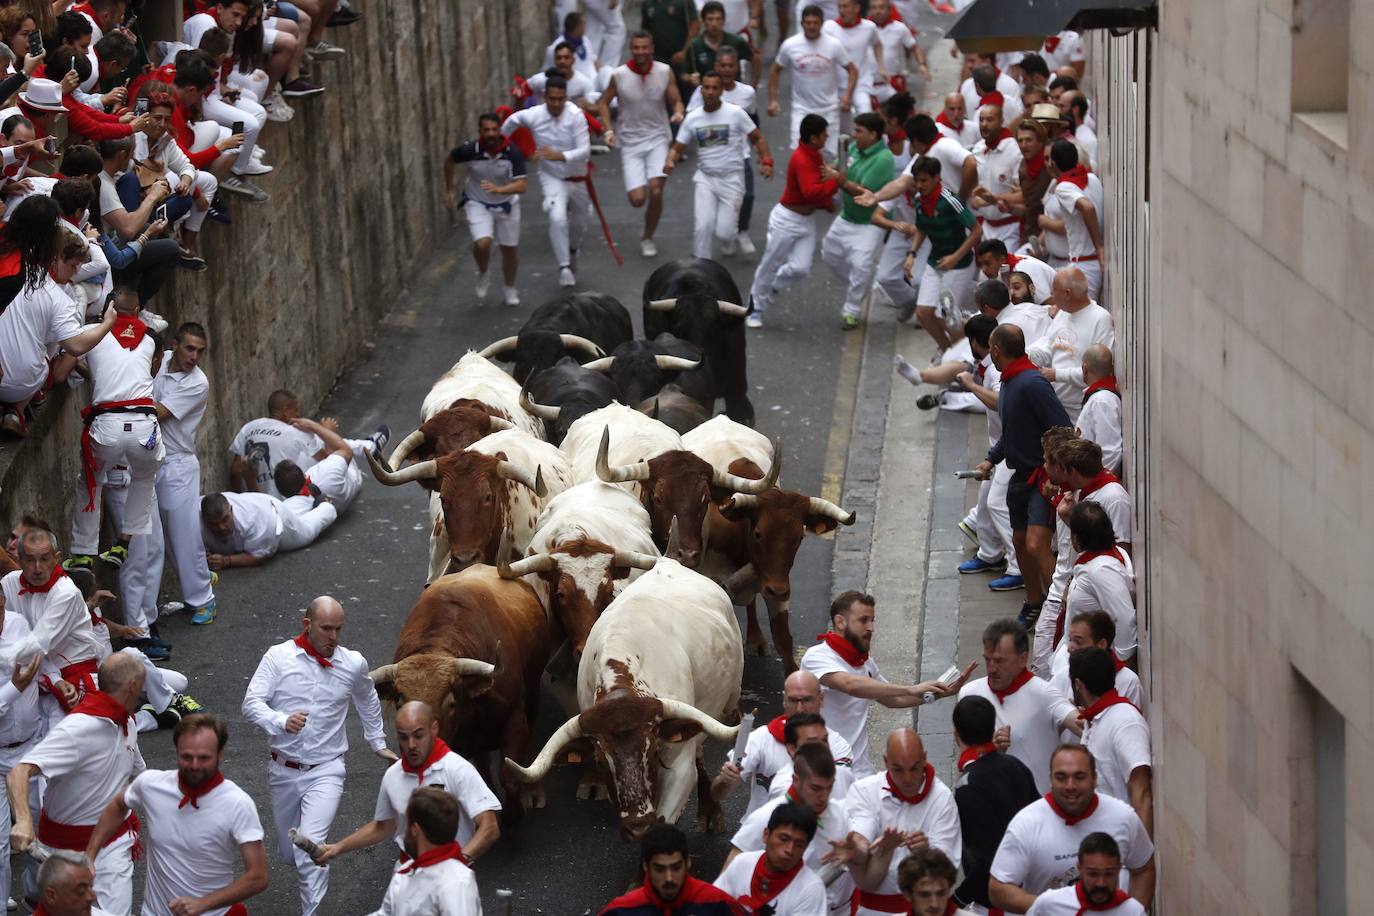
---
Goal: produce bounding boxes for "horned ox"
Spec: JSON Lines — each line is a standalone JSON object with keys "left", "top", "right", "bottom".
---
{"left": 368, "top": 428, "right": 574, "bottom": 581}
{"left": 581, "top": 333, "right": 704, "bottom": 408}
{"left": 505, "top": 554, "right": 743, "bottom": 839}
{"left": 682, "top": 416, "right": 856, "bottom": 674}
{"left": 479, "top": 292, "right": 633, "bottom": 383}
{"left": 370, "top": 565, "right": 554, "bottom": 815}
{"left": 417, "top": 352, "right": 545, "bottom": 440}
{"left": 519, "top": 357, "right": 623, "bottom": 445}
{"left": 637, "top": 386, "right": 711, "bottom": 435}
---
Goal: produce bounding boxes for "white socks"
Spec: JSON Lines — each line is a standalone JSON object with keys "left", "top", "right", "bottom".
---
{"left": 894, "top": 354, "right": 924, "bottom": 385}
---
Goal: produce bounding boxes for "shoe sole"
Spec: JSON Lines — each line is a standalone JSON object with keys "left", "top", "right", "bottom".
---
{"left": 959, "top": 564, "right": 1003, "bottom": 575}
{"left": 957, "top": 522, "right": 979, "bottom": 545}
{"left": 281, "top": 88, "right": 326, "bottom": 97}
{"left": 989, "top": 582, "right": 1025, "bottom": 592}
{"left": 191, "top": 616, "right": 215, "bottom": 625}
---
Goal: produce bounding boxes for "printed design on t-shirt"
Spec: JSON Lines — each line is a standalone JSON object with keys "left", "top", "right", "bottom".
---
{"left": 692, "top": 123, "right": 734, "bottom": 148}
{"left": 794, "top": 51, "right": 838, "bottom": 76}
{"left": 246, "top": 440, "right": 273, "bottom": 485}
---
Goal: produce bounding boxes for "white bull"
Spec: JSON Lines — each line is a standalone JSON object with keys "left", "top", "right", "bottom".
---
{"left": 418, "top": 351, "right": 546, "bottom": 439}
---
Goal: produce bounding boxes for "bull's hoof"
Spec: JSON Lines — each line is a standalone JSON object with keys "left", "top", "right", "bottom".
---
{"left": 744, "top": 630, "right": 770, "bottom": 657}
{"left": 519, "top": 785, "right": 546, "bottom": 811}
{"left": 577, "top": 772, "right": 610, "bottom": 801}
{"left": 697, "top": 808, "right": 727, "bottom": 834}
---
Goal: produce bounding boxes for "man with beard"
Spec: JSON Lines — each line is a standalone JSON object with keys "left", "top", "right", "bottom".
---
{"left": 84, "top": 714, "right": 268, "bottom": 915}
{"left": 444, "top": 112, "right": 528, "bottom": 306}
{"left": 715, "top": 803, "right": 828, "bottom": 914}
{"left": 897, "top": 849, "right": 977, "bottom": 915}
{"left": 369, "top": 787, "right": 482, "bottom": 916}
{"left": 1024, "top": 833, "right": 1146, "bottom": 915}
{"left": 801, "top": 591, "right": 972, "bottom": 777}
{"left": 599, "top": 824, "right": 742, "bottom": 914}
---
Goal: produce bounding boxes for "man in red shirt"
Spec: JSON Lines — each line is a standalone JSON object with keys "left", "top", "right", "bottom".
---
{"left": 745, "top": 112, "right": 838, "bottom": 329}
{"left": 600, "top": 824, "right": 743, "bottom": 915}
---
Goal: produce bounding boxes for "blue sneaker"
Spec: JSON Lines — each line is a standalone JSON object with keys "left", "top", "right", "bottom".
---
{"left": 190, "top": 600, "right": 217, "bottom": 625}
{"left": 959, "top": 556, "right": 1004, "bottom": 575}
{"left": 988, "top": 574, "right": 1025, "bottom": 592}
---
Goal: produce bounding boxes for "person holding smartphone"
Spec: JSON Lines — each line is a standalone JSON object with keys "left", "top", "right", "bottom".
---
{"left": 131, "top": 91, "right": 220, "bottom": 259}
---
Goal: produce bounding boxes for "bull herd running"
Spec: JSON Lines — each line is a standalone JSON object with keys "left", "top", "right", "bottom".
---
{"left": 363, "top": 257, "right": 856, "bottom": 836}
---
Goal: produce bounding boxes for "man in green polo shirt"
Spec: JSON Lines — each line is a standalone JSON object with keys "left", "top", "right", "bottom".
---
{"left": 819, "top": 112, "right": 895, "bottom": 329}
{"left": 684, "top": 1, "right": 761, "bottom": 87}
{"left": 901, "top": 155, "right": 983, "bottom": 349}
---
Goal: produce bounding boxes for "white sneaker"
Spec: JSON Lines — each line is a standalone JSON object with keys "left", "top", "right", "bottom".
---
{"left": 474, "top": 272, "right": 490, "bottom": 299}
{"left": 735, "top": 233, "right": 756, "bottom": 256}
{"left": 720, "top": 236, "right": 738, "bottom": 256}
{"left": 236, "top": 160, "right": 273, "bottom": 175}
{"left": 559, "top": 267, "right": 576, "bottom": 287}
{"left": 251, "top": 146, "right": 266, "bottom": 160}
{"left": 640, "top": 238, "right": 658, "bottom": 258}
{"left": 139, "top": 310, "right": 169, "bottom": 333}
{"left": 745, "top": 313, "right": 763, "bottom": 329}
{"left": 504, "top": 287, "right": 520, "bottom": 306}
{"left": 9, "top": 896, "right": 19, "bottom": 911}
{"left": 264, "top": 88, "right": 295, "bottom": 122}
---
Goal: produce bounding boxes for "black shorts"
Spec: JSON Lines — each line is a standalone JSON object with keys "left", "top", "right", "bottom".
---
{"left": 1008, "top": 468, "right": 1054, "bottom": 531}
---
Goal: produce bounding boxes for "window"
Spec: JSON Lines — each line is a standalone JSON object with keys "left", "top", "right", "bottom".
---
{"left": 1291, "top": 0, "right": 1349, "bottom": 149}
{"left": 1291, "top": 671, "right": 1347, "bottom": 914}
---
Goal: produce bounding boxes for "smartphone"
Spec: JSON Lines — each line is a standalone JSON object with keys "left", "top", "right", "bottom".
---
{"left": 44, "top": 136, "right": 57, "bottom": 155}
{"left": 27, "top": 29, "right": 42, "bottom": 57}
{"left": 231, "top": 120, "right": 245, "bottom": 135}
{"left": 123, "top": 13, "right": 138, "bottom": 30}
{"left": 154, "top": 203, "right": 167, "bottom": 223}
{"left": 135, "top": 97, "right": 148, "bottom": 116}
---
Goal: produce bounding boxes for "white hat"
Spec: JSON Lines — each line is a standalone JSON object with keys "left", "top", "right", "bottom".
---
{"left": 20, "top": 78, "right": 66, "bottom": 113}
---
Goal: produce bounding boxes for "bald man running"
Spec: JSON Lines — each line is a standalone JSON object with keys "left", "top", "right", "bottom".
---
{"left": 711, "top": 670, "right": 855, "bottom": 817}
{"left": 241, "top": 597, "right": 395, "bottom": 916}
{"left": 313, "top": 700, "right": 501, "bottom": 870}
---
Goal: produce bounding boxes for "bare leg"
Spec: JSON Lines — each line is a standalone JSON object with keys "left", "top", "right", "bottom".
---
{"left": 627, "top": 186, "right": 647, "bottom": 209}
{"left": 644, "top": 177, "right": 666, "bottom": 240}
{"left": 472, "top": 237, "right": 492, "bottom": 274}
{"left": 916, "top": 305, "right": 953, "bottom": 350}
{"left": 499, "top": 245, "right": 518, "bottom": 287}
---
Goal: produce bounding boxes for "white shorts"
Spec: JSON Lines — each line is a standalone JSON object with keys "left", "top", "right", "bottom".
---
{"left": 263, "top": 24, "right": 278, "bottom": 52}
{"left": 464, "top": 198, "right": 521, "bottom": 247}
{"left": 917, "top": 260, "right": 977, "bottom": 313}
{"left": 620, "top": 140, "right": 669, "bottom": 192}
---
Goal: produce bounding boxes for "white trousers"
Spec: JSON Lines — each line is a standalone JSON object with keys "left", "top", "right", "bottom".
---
{"left": 81, "top": 831, "right": 135, "bottom": 915}
{"left": 692, "top": 170, "right": 746, "bottom": 259}
{"left": 749, "top": 204, "right": 818, "bottom": 313}
{"left": 269, "top": 755, "right": 346, "bottom": 916}
{"left": 156, "top": 454, "right": 215, "bottom": 609}
{"left": 789, "top": 105, "right": 839, "bottom": 156}
{"left": 875, "top": 223, "right": 917, "bottom": 311}
{"left": 116, "top": 646, "right": 186, "bottom": 714}
{"left": 203, "top": 90, "right": 265, "bottom": 173}
{"left": 537, "top": 171, "right": 592, "bottom": 268}
{"left": 1072, "top": 257, "right": 1103, "bottom": 300}
{"left": 821, "top": 218, "right": 884, "bottom": 317}
{"left": 1032, "top": 521, "right": 1076, "bottom": 677}
{"left": 71, "top": 414, "right": 165, "bottom": 554}
{"left": 175, "top": 170, "right": 219, "bottom": 233}
{"left": 0, "top": 735, "right": 42, "bottom": 907}
{"left": 104, "top": 480, "right": 165, "bottom": 630}
{"left": 583, "top": 0, "right": 627, "bottom": 68}
{"left": 278, "top": 495, "right": 338, "bottom": 552}
{"left": 974, "top": 461, "right": 1018, "bottom": 574}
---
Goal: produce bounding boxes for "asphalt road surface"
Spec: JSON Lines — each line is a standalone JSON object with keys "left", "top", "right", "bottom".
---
{"left": 125, "top": 10, "right": 956, "bottom": 913}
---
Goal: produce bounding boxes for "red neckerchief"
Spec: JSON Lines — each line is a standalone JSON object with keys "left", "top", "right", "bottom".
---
{"left": 1075, "top": 547, "right": 1124, "bottom": 568}
{"left": 1024, "top": 149, "right": 1046, "bottom": 179}
{"left": 1057, "top": 163, "right": 1090, "bottom": 189}
{"left": 399, "top": 840, "right": 469, "bottom": 873}
{"left": 1074, "top": 882, "right": 1131, "bottom": 914}
{"left": 1044, "top": 791, "right": 1099, "bottom": 826}
{"left": 991, "top": 668, "right": 1033, "bottom": 703}
{"left": 71, "top": 689, "right": 131, "bottom": 735}
{"left": 956, "top": 742, "right": 998, "bottom": 773}
{"left": 1004, "top": 252, "right": 1022, "bottom": 270}
{"left": 297, "top": 476, "right": 313, "bottom": 497}
{"left": 1083, "top": 375, "right": 1119, "bottom": 399}
{"left": 1043, "top": 35, "right": 1062, "bottom": 54}
{"left": 178, "top": 770, "right": 225, "bottom": 809}
{"left": 401, "top": 737, "right": 452, "bottom": 784}
{"left": 19, "top": 566, "right": 66, "bottom": 595}
{"left": 766, "top": 715, "right": 787, "bottom": 744}
{"left": 884, "top": 765, "right": 936, "bottom": 804}
{"left": 979, "top": 90, "right": 1004, "bottom": 108}
{"left": 111, "top": 313, "right": 148, "bottom": 351}
{"left": 738, "top": 853, "right": 805, "bottom": 910}
{"left": 627, "top": 57, "right": 655, "bottom": 77}
{"left": 818, "top": 631, "right": 868, "bottom": 667}
{"left": 1113, "top": 655, "right": 1127, "bottom": 673}
{"left": 293, "top": 631, "right": 334, "bottom": 668}
{"left": 935, "top": 111, "right": 959, "bottom": 131}
{"left": 886, "top": 127, "right": 906, "bottom": 154}
{"left": 998, "top": 354, "right": 1038, "bottom": 383}
{"left": 1079, "top": 689, "right": 1140, "bottom": 724}
{"left": 919, "top": 178, "right": 943, "bottom": 218}
{"left": 71, "top": 2, "right": 99, "bottom": 22}
{"left": 833, "top": 15, "right": 862, "bottom": 27}
{"left": 988, "top": 127, "right": 1013, "bottom": 147}
{"left": 1076, "top": 469, "right": 1121, "bottom": 499}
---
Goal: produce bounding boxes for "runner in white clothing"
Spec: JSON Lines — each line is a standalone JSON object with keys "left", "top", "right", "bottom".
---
{"left": 761, "top": 712, "right": 857, "bottom": 803}
{"left": 272, "top": 417, "right": 365, "bottom": 512}
{"left": 969, "top": 105, "right": 1024, "bottom": 248}
{"left": 1041, "top": 142, "right": 1104, "bottom": 298}
{"left": 241, "top": 598, "right": 395, "bottom": 916}
{"left": 526, "top": 46, "right": 598, "bottom": 108}
{"left": 367, "top": 787, "right": 482, "bottom": 916}
{"left": 1026, "top": 269, "right": 1114, "bottom": 420}
{"left": 1075, "top": 345, "right": 1122, "bottom": 474}
{"left": 895, "top": 848, "right": 978, "bottom": 916}
{"left": 717, "top": 801, "right": 830, "bottom": 915}
{"left": 0, "top": 602, "right": 46, "bottom": 906}
{"left": 821, "top": 0, "right": 881, "bottom": 115}
{"left": 200, "top": 490, "right": 338, "bottom": 569}
{"left": 1024, "top": 833, "right": 1146, "bottom": 916}
{"left": 1069, "top": 648, "right": 1151, "bottom": 832}
{"left": 31, "top": 854, "right": 119, "bottom": 916}
{"left": 1048, "top": 611, "right": 1143, "bottom": 706}
{"left": 596, "top": 32, "right": 684, "bottom": 258}
{"left": 582, "top": 0, "right": 628, "bottom": 71}
{"left": 687, "top": 49, "right": 761, "bottom": 254}
{"left": 868, "top": 0, "right": 928, "bottom": 105}
{"left": 1060, "top": 503, "right": 1137, "bottom": 661}
{"left": 85, "top": 714, "right": 268, "bottom": 916}
{"left": 769, "top": 6, "right": 857, "bottom": 156}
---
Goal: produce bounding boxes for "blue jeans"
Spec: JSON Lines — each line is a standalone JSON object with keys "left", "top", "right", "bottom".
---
{"left": 274, "top": 1, "right": 301, "bottom": 21}
{"left": 115, "top": 171, "right": 193, "bottom": 227}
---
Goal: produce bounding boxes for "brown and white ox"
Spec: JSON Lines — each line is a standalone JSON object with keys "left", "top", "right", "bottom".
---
{"left": 682, "top": 416, "right": 855, "bottom": 674}
{"left": 367, "top": 429, "right": 574, "bottom": 582}
{"left": 559, "top": 403, "right": 779, "bottom": 569}
{"left": 418, "top": 352, "right": 546, "bottom": 439}
{"left": 505, "top": 556, "right": 743, "bottom": 839}
{"left": 369, "top": 565, "right": 554, "bottom": 815}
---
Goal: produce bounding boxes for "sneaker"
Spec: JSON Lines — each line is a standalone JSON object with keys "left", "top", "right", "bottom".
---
{"left": 639, "top": 238, "right": 658, "bottom": 258}
{"left": 159, "top": 600, "right": 187, "bottom": 615}
{"left": 307, "top": 39, "right": 346, "bottom": 61}
{"left": 235, "top": 159, "right": 273, "bottom": 176}
{"left": 720, "top": 235, "right": 738, "bottom": 256}
{"left": 140, "top": 310, "right": 169, "bottom": 333}
{"left": 191, "top": 600, "right": 217, "bottom": 625}
{"left": 841, "top": 313, "right": 861, "bottom": 330}
{"left": 745, "top": 313, "right": 763, "bottom": 329}
{"left": 62, "top": 553, "right": 95, "bottom": 571}
{"left": 177, "top": 253, "right": 208, "bottom": 272}
{"left": 210, "top": 571, "right": 219, "bottom": 587}
{"left": 990, "top": 574, "right": 1026, "bottom": 592}
{"left": 475, "top": 272, "right": 491, "bottom": 299}
{"left": 590, "top": 142, "right": 611, "bottom": 154}
{"left": 207, "top": 196, "right": 232, "bottom": 224}
{"left": 99, "top": 543, "right": 129, "bottom": 567}
{"left": 959, "top": 556, "right": 1004, "bottom": 574}
{"left": 0, "top": 408, "right": 24, "bottom": 437}
{"left": 220, "top": 175, "right": 271, "bottom": 203}
{"left": 251, "top": 145, "right": 267, "bottom": 160}
{"left": 958, "top": 519, "right": 979, "bottom": 545}
{"left": 171, "top": 692, "right": 205, "bottom": 716}
{"left": 916, "top": 393, "right": 943, "bottom": 410}
{"left": 369, "top": 424, "right": 391, "bottom": 454}
{"left": 1016, "top": 602, "right": 1041, "bottom": 628}
{"left": 129, "top": 638, "right": 171, "bottom": 662}
{"left": 896, "top": 301, "right": 917, "bottom": 323}
{"left": 327, "top": 6, "right": 362, "bottom": 25}
{"left": 281, "top": 78, "right": 325, "bottom": 98}
{"left": 146, "top": 624, "right": 171, "bottom": 648}
{"left": 735, "top": 233, "right": 756, "bottom": 255}
{"left": 263, "top": 97, "right": 294, "bottom": 122}
{"left": 141, "top": 703, "right": 181, "bottom": 730}
{"left": 558, "top": 267, "right": 576, "bottom": 287}
{"left": 504, "top": 287, "right": 520, "bottom": 306}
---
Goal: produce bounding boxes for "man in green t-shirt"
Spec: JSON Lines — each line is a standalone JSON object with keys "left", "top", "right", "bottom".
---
{"left": 901, "top": 155, "right": 983, "bottom": 349}
{"left": 642, "top": 0, "right": 700, "bottom": 66}
{"left": 819, "top": 112, "right": 895, "bottom": 329}
{"left": 684, "top": 2, "right": 761, "bottom": 87}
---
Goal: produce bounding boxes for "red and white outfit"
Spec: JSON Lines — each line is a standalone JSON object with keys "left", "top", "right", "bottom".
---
{"left": 846, "top": 768, "right": 962, "bottom": 915}
{"left": 368, "top": 843, "right": 481, "bottom": 916}
{"left": 301, "top": 452, "right": 363, "bottom": 511}
{"left": 715, "top": 849, "right": 829, "bottom": 916}
{"left": 22, "top": 690, "right": 145, "bottom": 913}
{"left": 241, "top": 634, "right": 389, "bottom": 915}
{"left": 1024, "top": 301, "right": 1114, "bottom": 420}
{"left": 0, "top": 609, "right": 51, "bottom": 900}
{"left": 748, "top": 143, "right": 839, "bottom": 317}
{"left": 0, "top": 273, "right": 83, "bottom": 404}
{"left": 990, "top": 793, "right": 1153, "bottom": 899}
{"left": 935, "top": 112, "right": 979, "bottom": 150}
{"left": 731, "top": 792, "right": 851, "bottom": 914}
{"left": 1079, "top": 692, "right": 1151, "bottom": 805}
{"left": 959, "top": 69, "right": 1022, "bottom": 126}
{"left": 1044, "top": 166, "right": 1104, "bottom": 298}
{"left": 801, "top": 634, "right": 885, "bottom": 776}
{"left": 765, "top": 749, "right": 856, "bottom": 803}
{"left": 1026, "top": 882, "right": 1145, "bottom": 915}
{"left": 871, "top": 17, "right": 917, "bottom": 104}
{"left": 1062, "top": 548, "right": 1136, "bottom": 660}
{"left": 728, "top": 714, "right": 855, "bottom": 817}
{"left": 971, "top": 128, "right": 1023, "bottom": 248}
{"left": 1049, "top": 650, "right": 1141, "bottom": 709}
{"left": 958, "top": 672, "right": 1077, "bottom": 794}
{"left": 5, "top": 568, "right": 102, "bottom": 717}
{"left": 500, "top": 103, "right": 591, "bottom": 270}
{"left": 1039, "top": 32, "right": 1087, "bottom": 76}
{"left": 610, "top": 60, "right": 673, "bottom": 192}
{"left": 1076, "top": 377, "right": 1123, "bottom": 474}
{"left": 996, "top": 254, "right": 1057, "bottom": 307}
{"left": 227, "top": 417, "right": 324, "bottom": 500}
{"left": 775, "top": 31, "right": 849, "bottom": 155}
{"left": 123, "top": 769, "right": 264, "bottom": 916}
{"left": 154, "top": 354, "right": 215, "bottom": 610}
{"left": 821, "top": 17, "right": 880, "bottom": 113}
{"left": 374, "top": 738, "right": 502, "bottom": 863}
{"left": 69, "top": 314, "right": 165, "bottom": 559}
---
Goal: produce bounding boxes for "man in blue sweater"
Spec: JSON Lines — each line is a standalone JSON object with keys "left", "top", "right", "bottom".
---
{"left": 974, "top": 324, "right": 1071, "bottom": 628}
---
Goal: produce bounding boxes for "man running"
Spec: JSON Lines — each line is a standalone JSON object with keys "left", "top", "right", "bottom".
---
{"left": 769, "top": 5, "right": 856, "bottom": 157}
{"left": 818, "top": 111, "right": 894, "bottom": 330}
{"left": 445, "top": 112, "right": 528, "bottom": 306}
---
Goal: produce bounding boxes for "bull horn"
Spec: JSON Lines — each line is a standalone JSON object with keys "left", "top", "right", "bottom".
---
{"left": 665, "top": 515, "right": 681, "bottom": 560}
{"left": 713, "top": 441, "right": 781, "bottom": 495}
{"left": 487, "top": 415, "right": 514, "bottom": 431}
{"left": 595, "top": 427, "right": 652, "bottom": 483}
{"left": 808, "top": 496, "right": 857, "bottom": 525}
{"left": 654, "top": 355, "right": 700, "bottom": 372}
{"left": 504, "top": 714, "right": 584, "bottom": 783}
{"left": 386, "top": 429, "right": 426, "bottom": 468}
{"left": 717, "top": 300, "right": 749, "bottom": 317}
{"left": 724, "top": 563, "right": 757, "bottom": 595}
{"left": 658, "top": 698, "right": 740, "bottom": 743}
{"left": 612, "top": 549, "right": 659, "bottom": 571}
{"left": 582, "top": 356, "right": 615, "bottom": 372}
{"left": 367, "top": 450, "right": 437, "bottom": 486}
{"left": 520, "top": 386, "right": 561, "bottom": 421}
{"left": 496, "top": 460, "right": 548, "bottom": 497}
{"left": 499, "top": 551, "right": 558, "bottom": 578}
{"left": 478, "top": 336, "right": 519, "bottom": 358}
{"left": 648, "top": 298, "right": 678, "bottom": 311}
{"left": 559, "top": 334, "right": 607, "bottom": 358}
{"left": 369, "top": 663, "right": 397, "bottom": 685}
{"left": 725, "top": 493, "right": 762, "bottom": 510}
{"left": 448, "top": 657, "right": 496, "bottom": 679}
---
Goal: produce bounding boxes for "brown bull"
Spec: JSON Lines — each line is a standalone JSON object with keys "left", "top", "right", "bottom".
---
{"left": 370, "top": 565, "right": 554, "bottom": 815}
{"left": 385, "top": 401, "right": 514, "bottom": 465}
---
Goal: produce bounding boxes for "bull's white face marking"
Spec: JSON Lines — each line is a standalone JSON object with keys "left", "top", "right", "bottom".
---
{"left": 558, "top": 552, "right": 617, "bottom": 606}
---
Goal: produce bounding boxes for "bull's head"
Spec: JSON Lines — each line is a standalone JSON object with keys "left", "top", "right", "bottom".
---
{"left": 719, "top": 492, "right": 855, "bottom": 608}
{"left": 386, "top": 403, "right": 513, "bottom": 466}
{"left": 370, "top": 654, "right": 496, "bottom": 744}
{"left": 479, "top": 332, "right": 606, "bottom": 384}
{"left": 582, "top": 348, "right": 701, "bottom": 407}
{"left": 503, "top": 692, "right": 738, "bottom": 840}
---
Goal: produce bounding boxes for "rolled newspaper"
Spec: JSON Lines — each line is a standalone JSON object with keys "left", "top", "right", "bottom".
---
{"left": 26, "top": 840, "right": 55, "bottom": 863}
{"left": 922, "top": 664, "right": 964, "bottom": 705}
{"left": 732, "top": 709, "right": 756, "bottom": 763}
{"left": 817, "top": 860, "right": 847, "bottom": 886}
{"left": 289, "top": 828, "right": 323, "bottom": 860}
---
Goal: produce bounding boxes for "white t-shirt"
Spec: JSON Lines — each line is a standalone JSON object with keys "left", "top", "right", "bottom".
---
{"left": 766, "top": 752, "right": 856, "bottom": 802}
{"left": 182, "top": 12, "right": 220, "bottom": 50}
{"left": 936, "top": 117, "right": 980, "bottom": 150}
{"left": 96, "top": 170, "right": 125, "bottom": 219}
{"left": 375, "top": 751, "right": 502, "bottom": 852}
{"left": 203, "top": 491, "right": 281, "bottom": 558}
{"left": 23, "top": 709, "right": 145, "bottom": 828}
{"left": 776, "top": 32, "right": 850, "bottom": 114}
{"left": 972, "top": 134, "right": 1023, "bottom": 221}
{"left": 501, "top": 103, "right": 590, "bottom": 180}
{"left": 125, "top": 770, "right": 264, "bottom": 916}
{"left": 228, "top": 417, "right": 324, "bottom": 499}
{"left": 1081, "top": 702, "right": 1151, "bottom": 804}
{"left": 874, "top": 20, "right": 916, "bottom": 80}
{"left": 1065, "top": 553, "right": 1136, "bottom": 659}
{"left": 303, "top": 452, "right": 361, "bottom": 507}
{"left": 688, "top": 80, "right": 758, "bottom": 115}
{"left": 720, "top": 0, "right": 753, "bottom": 33}
{"left": 800, "top": 640, "right": 886, "bottom": 776}
{"left": 821, "top": 18, "right": 880, "bottom": 86}
{"left": 676, "top": 101, "right": 756, "bottom": 177}
{"left": 714, "top": 850, "right": 828, "bottom": 916}
{"left": 1052, "top": 179, "right": 1096, "bottom": 258}
{"left": 1049, "top": 651, "right": 1141, "bottom": 708}
{"left": 153, "top": 356, "right": 209, "bottom": 458}
{"left": 731, "top": 793, "right": 852, "bottom": 912}
{"left": 958, "top": 676, "right": 1077, "bottom": 794}
{"left": 960, "top": 71, "right": 1022, "bottom": 125}
{"left": 1079, "top": 480, "right": 1132, "bottom": 545}
{"left": 991, "top": 794, "right": 1153, "bottom": 896}
{"left": 611, "top": 61, "right": 673, "bottom": 148}
{"left": 996, "top": 300, "right": 1052, "bottom": 345}
{"left": 845, "top": 770, "right": 962, "bottom": 894}
{"left": 525, "top": 69, "right": 594, "bottom": 105}
{"left": 917, "top": 136, "right": 972, "bottom": 195}
{"left": 1024, "top": 303, "right": 1115, "bottom": 417}
{"left": 543, "top": 35, "right": 599, "bottom": 82}
{"left": 1076, "top": 390, "right": 1123, "bottom": 474}
{"left": 729, "top": 722, "right": 855, "bottom": 816}
{"left": 82, "top": 324, "right": 156, "bottom": 405}
{"left": 0, "top": 276, "right": 81, "bottom": 395}
{"left": 1040, "top": 32, "right": 1087, "bottom": 73}
{"left": 371, "top": 857, "right": 482, "bottom": 916}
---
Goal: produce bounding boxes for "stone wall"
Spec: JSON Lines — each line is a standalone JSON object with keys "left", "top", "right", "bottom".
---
{"left": 0, "top": 0, "right": 549, "bottom": 527}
